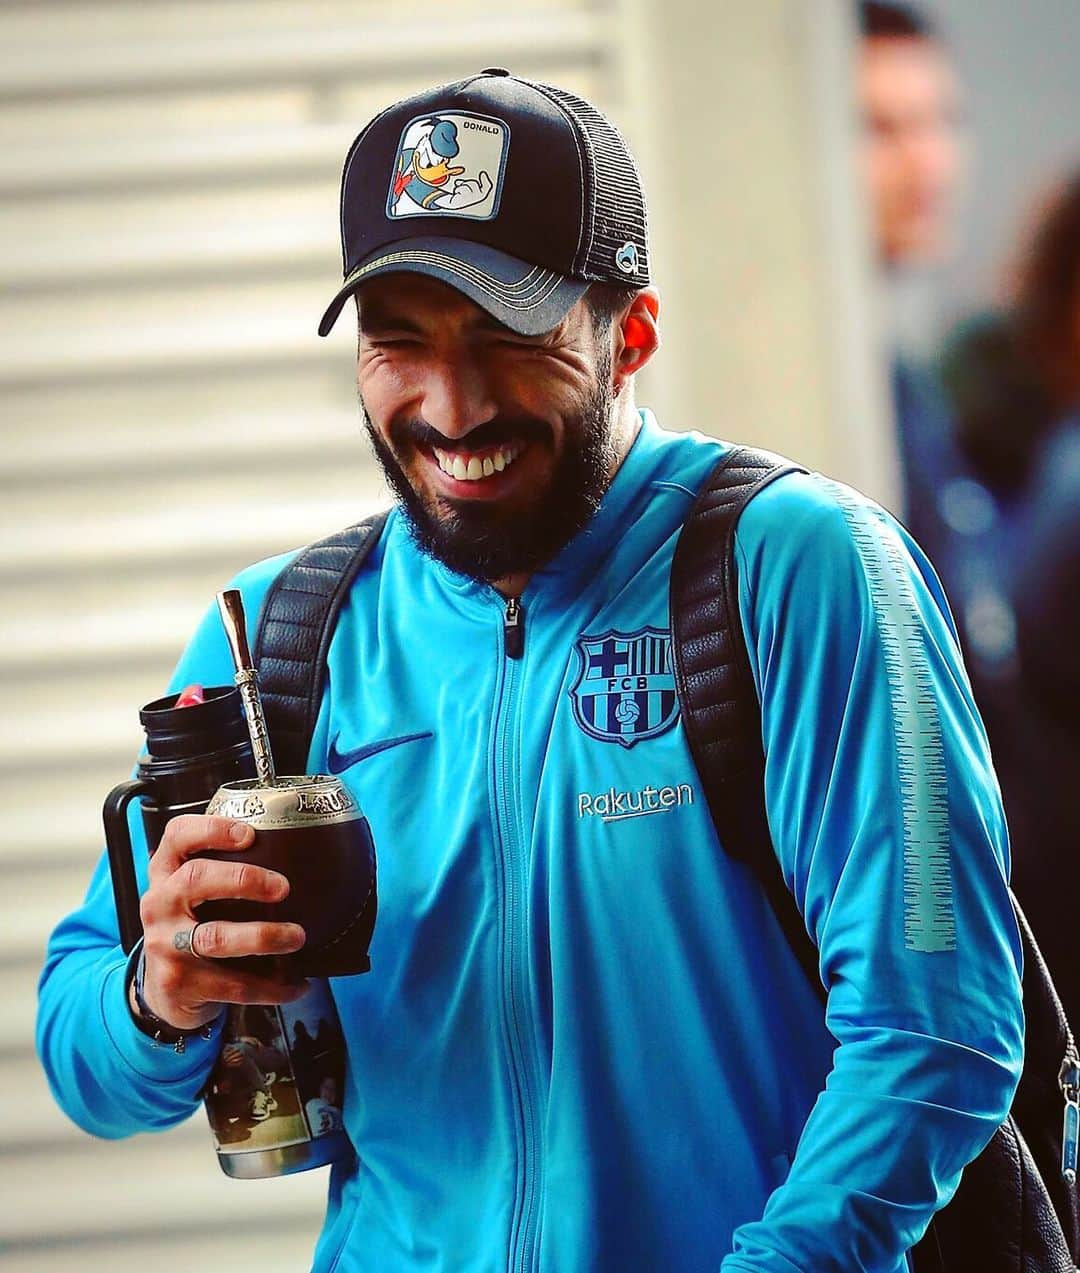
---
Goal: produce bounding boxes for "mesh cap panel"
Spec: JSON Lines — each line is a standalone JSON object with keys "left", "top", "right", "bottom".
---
{"left": 528, "top": 80, "right": 651, "bottom": 287}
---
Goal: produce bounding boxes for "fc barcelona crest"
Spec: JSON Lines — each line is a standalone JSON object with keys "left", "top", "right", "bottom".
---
{"left": 570, "top": 627, "right": 680, "bottom": 748}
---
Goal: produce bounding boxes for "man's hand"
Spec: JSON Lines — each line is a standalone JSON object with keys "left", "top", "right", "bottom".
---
{"left": 133, "top": 814, "right": 307, "bottom": 1032}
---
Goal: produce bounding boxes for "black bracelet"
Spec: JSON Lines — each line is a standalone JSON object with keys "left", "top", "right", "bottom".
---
{"left": 125, "top": 939, "right": 214, "bottom": 1055}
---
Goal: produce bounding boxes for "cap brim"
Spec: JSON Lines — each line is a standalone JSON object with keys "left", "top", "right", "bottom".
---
{"left": 317, "top": 236, "right": 589, "bottom": 338}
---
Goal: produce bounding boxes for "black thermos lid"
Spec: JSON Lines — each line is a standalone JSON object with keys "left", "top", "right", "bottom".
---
{"left": 139, "top": 685, "right": 248, "bottom": 760}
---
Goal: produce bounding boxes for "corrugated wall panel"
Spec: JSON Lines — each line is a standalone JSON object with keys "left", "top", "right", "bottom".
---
{"left": 2, "top": 1, "right": 620, "bottom": 1266}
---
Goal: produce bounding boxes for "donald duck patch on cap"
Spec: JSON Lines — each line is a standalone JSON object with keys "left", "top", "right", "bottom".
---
{"left": 386, "top": 112, "right": 510, "bottom": 221}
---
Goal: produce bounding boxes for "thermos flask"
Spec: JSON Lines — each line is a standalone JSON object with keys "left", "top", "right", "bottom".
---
{"left": 103, "top": 592, "right": 377, "bottom": 1179}
{"left": 103, "top": 684, "right": 254, "bottom": 954}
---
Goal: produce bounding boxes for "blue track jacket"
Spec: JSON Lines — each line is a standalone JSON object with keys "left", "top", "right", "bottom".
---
{"left": 39, "top": 412, "right": 1024, "bottom": 1272}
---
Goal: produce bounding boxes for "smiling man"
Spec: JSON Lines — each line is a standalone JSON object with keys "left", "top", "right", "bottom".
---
{"left": 353, "top": 272, "right": 652, "bottom": 593}
{"left": 39, "top": 71, "right": 1023, "bottom": 1272}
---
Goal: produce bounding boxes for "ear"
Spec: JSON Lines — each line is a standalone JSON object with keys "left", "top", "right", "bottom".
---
{"left": 612, "top": 287, "right": 661, "bottom": 395}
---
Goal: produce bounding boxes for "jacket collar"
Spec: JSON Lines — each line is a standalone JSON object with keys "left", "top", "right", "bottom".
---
{"left": 389, "top": 409, "right": 716, "bottom": 609}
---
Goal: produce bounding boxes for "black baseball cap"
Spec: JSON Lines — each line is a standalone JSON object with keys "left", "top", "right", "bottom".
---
{"left": 318, "top": 68, "right": 650, "bottom": 338}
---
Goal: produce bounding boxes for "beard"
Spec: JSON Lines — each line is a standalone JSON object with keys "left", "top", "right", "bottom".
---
{"left": 361, "top": 360, "right": 616, "bottom": 583}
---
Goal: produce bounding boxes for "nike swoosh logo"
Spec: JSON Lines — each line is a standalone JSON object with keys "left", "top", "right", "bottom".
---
{"left": 327, "top": 731, "right": 434, "bottom": 774}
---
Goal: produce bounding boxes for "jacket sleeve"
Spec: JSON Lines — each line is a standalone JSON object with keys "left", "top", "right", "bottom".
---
{"left": 35, "top": 553, "right": 295, "bottom": 1139}
{"left": 721, "top": 472, "right": 1024, "bottom": 1272}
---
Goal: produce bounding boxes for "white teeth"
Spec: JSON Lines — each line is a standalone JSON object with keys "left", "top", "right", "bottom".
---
{"left": 433, "top": 444, "right": 523, "bottom": 481}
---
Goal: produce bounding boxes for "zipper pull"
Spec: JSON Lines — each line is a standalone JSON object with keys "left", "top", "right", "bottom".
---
{"left": 504, "top": 596, "right": 524, "bottom": 659}
{"left": 1059, "top": 1052, "right": 1080, "bottom": 1183}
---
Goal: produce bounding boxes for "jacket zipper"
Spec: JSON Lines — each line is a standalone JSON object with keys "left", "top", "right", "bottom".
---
{"left": 504, "top": 596, "right": 524, "bottom": 659}
{"left": 492, "top": 595, "right": 541, "bottom": 1272}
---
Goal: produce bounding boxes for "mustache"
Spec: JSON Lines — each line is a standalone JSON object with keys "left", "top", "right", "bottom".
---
{"left": 389, "top": 416, "right": 552, "bottom": 454}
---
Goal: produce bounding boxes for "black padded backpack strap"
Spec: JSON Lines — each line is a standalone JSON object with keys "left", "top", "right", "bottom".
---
{"left": 253, "top": 511, "right": 390, "bottom": 775}
{"left": 670, "top": 445, "right": 824, "bottom": 996}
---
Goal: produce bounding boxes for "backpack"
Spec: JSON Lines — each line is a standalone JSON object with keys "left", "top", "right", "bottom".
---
{"left": 253, "top": 446, "right": 1080, "bottom": 1272}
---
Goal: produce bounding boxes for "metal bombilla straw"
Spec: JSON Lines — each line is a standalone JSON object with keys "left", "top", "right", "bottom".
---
{"left": 216, "top": 589, "right": 277, "bottom": 787}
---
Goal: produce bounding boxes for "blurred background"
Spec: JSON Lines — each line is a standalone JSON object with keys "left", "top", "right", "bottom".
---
{"left": 3, "top": 1, "right": 1078, "bottom": 1268}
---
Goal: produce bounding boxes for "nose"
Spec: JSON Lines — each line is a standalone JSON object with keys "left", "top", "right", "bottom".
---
{"left": 418, "top": 356, "right": 499, "bottom": 442}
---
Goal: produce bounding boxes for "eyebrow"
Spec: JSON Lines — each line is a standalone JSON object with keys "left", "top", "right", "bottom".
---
{"left": 358, "top": 298, "right": 538, "bottom": 340}
{"left": 472, "top": 312, "right": 527, "bottom": 336}
{"left": 357, "top": 302, "right": 426, "bottom": 336}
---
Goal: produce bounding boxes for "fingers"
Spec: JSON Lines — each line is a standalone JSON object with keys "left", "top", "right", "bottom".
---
{"left": 209, "top": 972, "right": 309, "bottom": 1009}
{"left": 134, "top": 812, "right": 311, "bottom": 1030}
{"left": 141, "top": 953, "right": 309, "bottom": 1029}
{"left": 158, "top": 854, "right": 290, "bottom": 911}
{"left": 191, "top": 919, "right": 306, "bottom": 962}
{"left": 139, "top": 857, "right": 290, "bottom": 952}
{"left": 150, "top": 814, "right": 254, "bottom": 881}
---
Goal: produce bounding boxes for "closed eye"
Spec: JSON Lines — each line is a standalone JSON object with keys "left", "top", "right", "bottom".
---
{"left": 364, "top": 334, "right": 424, "bottom": 350}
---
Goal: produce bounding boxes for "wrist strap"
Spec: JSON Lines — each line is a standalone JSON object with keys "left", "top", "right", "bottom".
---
{"left": 125, "top": 939, "right": 214, "bottom": 1055}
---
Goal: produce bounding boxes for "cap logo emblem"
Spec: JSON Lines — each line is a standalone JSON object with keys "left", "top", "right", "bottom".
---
{"left": 615, "top": 242, "right": 639, "bottom": 275}
{"left": 387, "top": 112, "right": 510, "bottom": 222}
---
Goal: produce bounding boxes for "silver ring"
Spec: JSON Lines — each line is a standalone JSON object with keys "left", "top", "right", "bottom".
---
{"left": 172, "top": 924, "right": 206, "bottom": 960}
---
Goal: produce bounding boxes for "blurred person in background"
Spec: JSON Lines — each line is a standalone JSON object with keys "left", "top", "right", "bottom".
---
{"left": 860, "top": 5, "right": 1023, "bottom": 900}
{"left": 940, "top": 172, "right": 1080, "bottom": 1024}
{"left": 858, "top": 1, "right": 1078, "bottom": 1023}
{"left": 858, "top": 0, "right": 968, "bottom": 570}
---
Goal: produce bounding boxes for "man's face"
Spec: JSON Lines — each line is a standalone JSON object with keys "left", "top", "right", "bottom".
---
{"left": 356, "top": 273, "right": 617, "bottom": 583}
{"left": 859, "top": 35, "right": 966, "bottom": 266}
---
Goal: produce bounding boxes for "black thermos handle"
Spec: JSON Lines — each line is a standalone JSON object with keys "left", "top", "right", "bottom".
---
{"left": 103, "top": 778, "right": 153, "bottom": 955}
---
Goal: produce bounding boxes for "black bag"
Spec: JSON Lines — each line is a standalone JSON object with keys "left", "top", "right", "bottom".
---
{"left": 254, "top": 450, "right": 1080, "bottom": 1270}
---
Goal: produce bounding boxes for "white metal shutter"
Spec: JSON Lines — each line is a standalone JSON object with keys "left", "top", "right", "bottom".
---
{"left": 0, "top": 3, "right": 626, "bottom": 1267}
